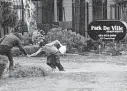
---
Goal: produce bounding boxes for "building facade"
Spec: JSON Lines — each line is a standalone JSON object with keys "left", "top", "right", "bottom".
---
{"left": 72, "top": 0, "right": 127, "bottom": 37}
{"left": 1, "top": 0, "right": 127, "bottom": 37}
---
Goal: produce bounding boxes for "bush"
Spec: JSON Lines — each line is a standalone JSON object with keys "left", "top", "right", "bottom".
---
{"left": 86, "top": 39, "right": 98, "bottom": 51}
{"left": 0, "top": 1, "right": 18, "bottom": 28}
{"left": 9, "top": 64, "right": 47, "bottom": 78}
{"left": 14, "top": 20, "right": 28, "bottom": 33}
{"left": 31, "top": 31, "right": 45, "bottom": 45}
{"left": 22, "top": 34, "right": 33, "bottom": 46}
{"left": 103, "top": 42, "right": 123, "bottom": 56}
{"left": 0, "top": 55, "right": 8, "bottom": 78}
{"left": 12, "top": 45, "right": 40, "bottom": 56}
{"left": 45, "top": 28, "right": 88, "bottom": 52}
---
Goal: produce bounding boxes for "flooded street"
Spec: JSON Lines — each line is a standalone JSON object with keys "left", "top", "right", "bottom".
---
{"left": 0, "top": 53, "right": 127, "bottom": 91}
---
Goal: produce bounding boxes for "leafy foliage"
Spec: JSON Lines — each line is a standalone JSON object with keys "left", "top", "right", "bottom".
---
{"left": 14, "top": 20, "right": 28, "bottom": 33}
{"left": 0, "top": 55, "right": 8, "bottom": 78}
{"left": 9, "top": 64, "right": 47, "bottom": 78}
{"left": 0, "top": 0, "right": 18, "bottom": 28}
{"left": 45, "top": 28, "right": 88, "bottom": 52}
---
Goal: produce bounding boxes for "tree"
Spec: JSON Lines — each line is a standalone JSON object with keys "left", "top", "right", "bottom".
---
{"left": 0, "top": 0, "right": 18, "bottom": 35}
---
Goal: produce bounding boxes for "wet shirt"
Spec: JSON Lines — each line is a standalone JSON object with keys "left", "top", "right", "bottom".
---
{"left": 0, "top": 34, "right": 21, "bottom": 48}
{"left": 0, "top": 34, "right": 27, "bottom": 55}
{"left": 42, "top": 45, "right": 59, "bottom": 55}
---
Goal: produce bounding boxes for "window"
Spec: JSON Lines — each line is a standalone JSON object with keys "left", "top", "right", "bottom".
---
{"left": 57, "top": 0, "right": 63, "bottom": 21}
{"left": 93, "top": 0, "right": 107, "bottom": 20}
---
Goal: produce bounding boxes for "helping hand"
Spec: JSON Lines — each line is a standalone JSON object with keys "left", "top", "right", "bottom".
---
{"left": 26, "top": 54, "right": 31, "bottom": 57}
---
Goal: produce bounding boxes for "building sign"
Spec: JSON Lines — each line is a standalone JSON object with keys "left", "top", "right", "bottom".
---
{"left": 87, "top": 20, "right": 127, "bottom": 41}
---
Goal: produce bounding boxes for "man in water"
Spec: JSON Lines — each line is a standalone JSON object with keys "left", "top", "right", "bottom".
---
{"left": 29, "top": 40, "right": 65, "bottom": 71}
{"left": 0, "top": 32, "right": 28, "bottom": 70}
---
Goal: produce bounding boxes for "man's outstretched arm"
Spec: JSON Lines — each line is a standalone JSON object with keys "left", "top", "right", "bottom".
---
{"left": 17, "top": 44, "right": 27, "bottom": 56}
{"left": 46, "top": 40, "right": 62, "bottom": 47}
{"left": 28, "top": 48, "right": 44, "bottom": 57}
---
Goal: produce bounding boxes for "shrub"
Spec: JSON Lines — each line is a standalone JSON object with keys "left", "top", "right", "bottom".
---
{"left": 32, "top": 31, "right": 45, "bottom": 45}
{"left": 0, "top": 55, "right": 8, "bottom": 78}
{"left": 103, "top": 42, "right": 123, "bottom": 56}
{"left": 0, "top": 1, "right": 18, "bottom": 28}
{"left": 45, "top": 28, "right": 88, "bottom": 53}
{"left": 9, "top": 64, "right": 47, "bottom": 78}
{"left": 14, "top": 20, "right": 28, "bottom": 33}
{"left": 22, "top": 34, "right": 33, "bottom": 46}
{"left": 86, "top": 39, "right": 98, "bottom": 51}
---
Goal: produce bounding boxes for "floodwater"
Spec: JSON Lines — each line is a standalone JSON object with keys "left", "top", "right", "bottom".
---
{"left": 0, "top": 53, "right": 127, "bottom": 91}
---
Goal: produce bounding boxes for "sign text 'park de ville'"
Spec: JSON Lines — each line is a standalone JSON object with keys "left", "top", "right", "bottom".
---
{"left": 88, "top": 20, "right": 127, "bottom": 41}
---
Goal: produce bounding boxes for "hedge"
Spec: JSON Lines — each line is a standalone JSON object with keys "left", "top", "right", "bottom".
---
{"left": 9, "top": 64, "right": 47, "bottom": 78}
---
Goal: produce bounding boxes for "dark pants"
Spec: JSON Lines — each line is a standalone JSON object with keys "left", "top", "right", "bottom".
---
{"left": 0, "top": 45, "right": 13, "bottom": 69}
{"left": 47, "top": 54, "right": 64, "bottom": 71}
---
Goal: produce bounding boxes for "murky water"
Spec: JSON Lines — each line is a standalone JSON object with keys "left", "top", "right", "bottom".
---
{"left": 0, "top": 54, "right": 127, "bottom": 91}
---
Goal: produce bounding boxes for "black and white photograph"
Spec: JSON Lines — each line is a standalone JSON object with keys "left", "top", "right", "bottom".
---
{"left": 0, "top": 0, "right": 127, "bottom": 91}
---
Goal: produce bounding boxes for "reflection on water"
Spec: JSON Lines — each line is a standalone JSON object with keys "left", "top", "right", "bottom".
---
{"left": 0, "top": 54, "right": 127, "bottom": 91}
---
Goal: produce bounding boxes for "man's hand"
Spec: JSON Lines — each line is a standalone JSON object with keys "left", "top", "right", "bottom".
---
{"left": 26, "top": 54, "right": 31, "bottom": 57}
{"left": 9, "top": 66, "right": 14, "bottom": 71}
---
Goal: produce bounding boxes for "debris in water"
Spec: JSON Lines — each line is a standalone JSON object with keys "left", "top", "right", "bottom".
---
{"left": 9, "top": 64, "right": 47, "bottom": 78}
